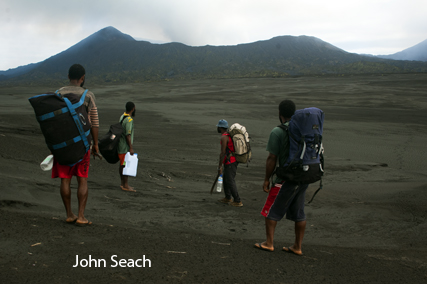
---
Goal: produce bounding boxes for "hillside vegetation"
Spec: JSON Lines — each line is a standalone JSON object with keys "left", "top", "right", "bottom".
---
{"left": 1, "top": 27, "right": 427, "bottom": 85}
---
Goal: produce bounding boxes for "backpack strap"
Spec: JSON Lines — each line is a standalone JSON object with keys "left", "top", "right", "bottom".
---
{"left": 37, "top": 105, "right": 70, "bottom": 122}
{"left": 224, "top": 133, "right": 233, "bottom": 164}
{"left": 274, "top": 123, "right": 310, "bottom": 184}
{"left": 61, "top": 90, "right": 90, "bottom": 152}
{"left": 270, "top": 124, "right": 288, "bottom": 182}
{"left": 308, "top": 143, "right": 325, "bottom": 204}
{"left": 278, "top": 123, "right": 305, "bottom": 166}
{"left": 119, "top": 115, "right": 130, "bottom": 139}
{"left": 50, "top": 130, "right": 91, "bottom": 150}
{"left": 308, "top": 179, "right": 323, "bottom": 204}
{"left": 36, "top": 89, "right": 88, "bottom": 122}
{"left": 278, "top": 124, "right": 288, "bottom": 131}
{"left": 48, "top": 90, "right": 90, "bottom": 152}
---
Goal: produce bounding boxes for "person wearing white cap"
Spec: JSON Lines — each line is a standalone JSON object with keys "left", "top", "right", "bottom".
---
{"left": 216, "top": 119, "right": 243, "bottom": 207}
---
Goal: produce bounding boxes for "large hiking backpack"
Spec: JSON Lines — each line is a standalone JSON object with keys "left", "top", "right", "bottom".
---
{"left": 227, "top": 123, "right": 252, "bottom": 164}
{"left": 29, "top": 90, "right": 92, "bottom": 166}
{"left": 276, "top": 107, "right": 324, "bottom": 202}
{"left": 98, "top": 116, "right": 128, "bottom": 164}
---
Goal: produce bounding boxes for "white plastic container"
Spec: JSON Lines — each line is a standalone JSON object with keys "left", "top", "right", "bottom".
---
{"left": 123, "top": 152, "right": 138, "bottom": 177}
{"left": 216, "top": 174, "right": 223, "bottom": 192}
{"left": 40, "top": 154, "right": 54, "bottom": 171}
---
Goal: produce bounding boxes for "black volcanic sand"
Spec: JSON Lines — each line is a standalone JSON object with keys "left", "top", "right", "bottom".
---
{"left": 1, "top": 74, "right": 427, "bottom": 283}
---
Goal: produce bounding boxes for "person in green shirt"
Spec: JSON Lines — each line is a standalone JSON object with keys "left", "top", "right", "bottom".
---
{"left": 254, "top": 99, "right": 309, "bottom": 256}
{"left": 118, "top": 102, "right": 136, "bottom": 192}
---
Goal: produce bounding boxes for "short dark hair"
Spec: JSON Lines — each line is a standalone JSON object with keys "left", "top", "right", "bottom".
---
{"left": 279, "top": 100, "right": 296, "bottom": 118}
{"left": 126, "top": 102, "right": 135, "bottom": 112}
{"left": 68, "top": 64, "right": 85, "bottom": 80}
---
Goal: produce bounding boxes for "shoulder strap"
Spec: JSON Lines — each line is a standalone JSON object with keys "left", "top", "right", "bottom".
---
{"left": 80, "top": 89, "right": 89, "bottom": 102}
{"left": 120, "top": 116, "right": 128, "bottom": 124}
{"left": 278, "top": 124, "right": 288, "bottom": 131}
{"left": 63, "top": 96, "right": 90, "bottom": 152}
{"left": 54, "top": 89, "right": 88, "bottom": 96}
{"left": 222, "top": 133, "right": 234, "bottom": 164}
{"left": 120, "top": 113, "right": 133, "bottom": 124}
{"left": 308, "top": 180, "right": 323, "bottom": 204}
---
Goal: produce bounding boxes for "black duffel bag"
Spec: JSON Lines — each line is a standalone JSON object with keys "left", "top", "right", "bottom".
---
{"left": 29, "top": 90, "right": 91, "bottom": 166}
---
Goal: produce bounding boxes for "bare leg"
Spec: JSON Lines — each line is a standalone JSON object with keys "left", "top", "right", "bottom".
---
{"left": 291, "top": 220, "right": 306, "bottom": 254}
{"left": 76, "top": 176, "right": 89, "bottom": 223}
{"left": 255, "top": 217, "right": 277, "bottom": 250}
{"left": 119, "top": 165, "right": 125, "bottom": 187}
{"left": 120, "top": 165, "right": 135, "bottom": 192}
{"left": 60, "top": 178, "right": 77, "bottom": 222}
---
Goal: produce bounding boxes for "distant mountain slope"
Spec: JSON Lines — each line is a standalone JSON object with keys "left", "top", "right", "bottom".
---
{"left": 0, "top": 63, "right": 40, "bottom": 79}
{"left": 378, "top": 39, "right": 427, "bottom": 62}
{"left": 2, "top": 27, "right": 427, "bottom": 84}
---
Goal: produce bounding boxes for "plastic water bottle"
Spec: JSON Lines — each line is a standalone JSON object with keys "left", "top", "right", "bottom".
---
{"left": 40, "top": 154, "right": 54, "bottom": 171}
{"left": 216, "top": 174, "right": 223, "bottom": 192}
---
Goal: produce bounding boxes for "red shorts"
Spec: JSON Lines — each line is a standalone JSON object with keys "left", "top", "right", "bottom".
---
{"left": 51, "top": 150, "right": 91, "bottom": 179}
{"left": 118, "top": 153, "right": 126, "bottom": 166}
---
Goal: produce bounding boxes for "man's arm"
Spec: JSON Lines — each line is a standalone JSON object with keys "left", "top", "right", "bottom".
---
{"left": 218, "top": 135, "right": 228, "bottom": 175}
{"left": 90, "top": 127, "right": 101, "bottom": 159}
{"left": 126, "top": 135, "right": 134, "bottom": 155}
{"left": 88, "top": 99, "right": 100, "bottom": 159}
{"left": 263, "top": 153, "right": 277, "bottom": 193}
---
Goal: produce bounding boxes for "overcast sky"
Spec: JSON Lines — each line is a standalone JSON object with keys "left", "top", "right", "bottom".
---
{"left": 1, "top": 0, "right": 426, "bottom": 71}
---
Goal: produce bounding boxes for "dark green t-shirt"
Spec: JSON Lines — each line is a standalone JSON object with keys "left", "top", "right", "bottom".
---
{"left": 118, "top": 113, "right": 134, "bottom": 154}
{"left": 266, "top": 122, "right": 290, "bottom": 184}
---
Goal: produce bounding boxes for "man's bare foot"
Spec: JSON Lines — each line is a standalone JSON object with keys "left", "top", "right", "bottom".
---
{"left": 120, "top": 184, "right": 135, "bottom": 190}
{"left": 121, "top": 186, "right": 136, "bottom": 192}
{"left": 75, "top": 218, "right": 92, "bottom": 226}
{"left": 254, "top": 242, "right": 274, "bottom": 252}
{"left": 66, "top": 214, "right": 78, "bottom": 223}
{"left": 283, "top": 246, "right": 303, "bottom": 256}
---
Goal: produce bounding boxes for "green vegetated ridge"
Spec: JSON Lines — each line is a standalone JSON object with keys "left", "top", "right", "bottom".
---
{"left": 1, "top": 27, "right": 427, "bottom": 85}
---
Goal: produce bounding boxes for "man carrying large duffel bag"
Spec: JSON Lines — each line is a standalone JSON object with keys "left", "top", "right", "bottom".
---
{"left": 29, "top": 64, "right": 101, "bottom": 226}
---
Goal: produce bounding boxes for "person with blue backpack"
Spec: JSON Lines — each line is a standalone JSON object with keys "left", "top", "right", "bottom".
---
{"left": 255, "top": 99, "right": 324, "bottom": 255}
{"left": 50, "top": 64, "right": 100, "bottom": 226}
